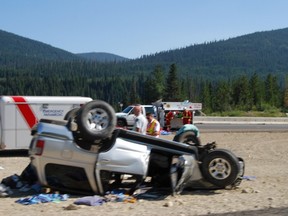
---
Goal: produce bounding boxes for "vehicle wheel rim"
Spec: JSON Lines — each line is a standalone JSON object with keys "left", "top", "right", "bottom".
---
{"left": 208, "top": 158, "right": 231, "bottom": 180}
{"left": 86, "top": 108, "right": 109, "bottom": 131}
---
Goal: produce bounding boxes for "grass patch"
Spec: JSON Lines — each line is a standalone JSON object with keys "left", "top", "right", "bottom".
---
{"left": 208, "top": 109, "right": 287, "bottom": 117}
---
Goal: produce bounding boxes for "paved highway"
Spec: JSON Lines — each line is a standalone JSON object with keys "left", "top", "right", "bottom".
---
{"left": 195, "top": 122, "right": 288, "bottom": 132}
{"left": 193, "top": 116, "right": 288, "bottom": 132}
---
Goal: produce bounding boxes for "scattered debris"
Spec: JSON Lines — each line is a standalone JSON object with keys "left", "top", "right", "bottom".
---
{"left": 243, "top": 175, "right": 256, "bottom": 181}
{"left": 74, "top": 195, "right": 106, "bottom": 206}
{"left": 15, "top": 193, "right": 69, "bottom": 205}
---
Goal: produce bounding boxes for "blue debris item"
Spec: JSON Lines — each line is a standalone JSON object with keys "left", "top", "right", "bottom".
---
{"left": 242, "top": 176, "right": 256, "bottom": 181}
{"left": 160, "top": 130, "right": 171, "bottom": 135}
{"left": 15, "top": 193, "right": 69, "bottom": 205}
{"left": 74, "top": 195, "right": 106, "bottom": 206}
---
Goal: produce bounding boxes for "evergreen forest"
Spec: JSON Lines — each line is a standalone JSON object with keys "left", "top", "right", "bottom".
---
{"left": 1, "top": 28, "right": 288, "bottom": 115}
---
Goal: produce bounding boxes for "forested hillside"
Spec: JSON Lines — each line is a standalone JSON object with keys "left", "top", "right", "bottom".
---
{"left": 76, "top": 52, "right": 129, "bottom": 62}
{"left": 1, "top": 28, "right": 288, "bottom": 114}
{"left": 134, "top": 28, "right": 288, "bottom": 80}
{"left": 0, "top": 30, "right": 79, "bottom": 66}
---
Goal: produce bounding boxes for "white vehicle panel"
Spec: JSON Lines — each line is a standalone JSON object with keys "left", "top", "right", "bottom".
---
{"left": 97, "top": 137, "right": 150, "bottom": 176}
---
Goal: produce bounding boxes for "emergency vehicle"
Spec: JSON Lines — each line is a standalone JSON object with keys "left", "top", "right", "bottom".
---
{"left": 161, "top": 101, "right": 202, "bottom": 129}
{"left": 161, "top": 101, "right": 202, "bottom": 112}
{"left": 0, "top": 96, "right": 92, "bottom": 149}
{"left": 116, "top": 101, "right": 202, "bottom": 130}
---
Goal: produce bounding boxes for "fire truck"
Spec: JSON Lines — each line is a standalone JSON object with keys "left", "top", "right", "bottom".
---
{"left": 116, "top": 100, "right": 202, "bottom": 130}
{"left": 160, "top": 101, "right": 202, "bottom": 129}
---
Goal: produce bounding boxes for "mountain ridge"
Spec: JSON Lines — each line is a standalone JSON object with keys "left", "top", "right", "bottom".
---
{"left": 1, "top": 27, "right": 288, "bottom": 80}
{"left": 76, "top": 52, "right": 129, "bottom": 62}
{"left": 0, "top": 29, "right": 129, "bottom": 64}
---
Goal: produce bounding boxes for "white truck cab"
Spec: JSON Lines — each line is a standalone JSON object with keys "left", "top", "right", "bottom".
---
{"left": 116, "top": 105, "right": 157, "bottom": 129}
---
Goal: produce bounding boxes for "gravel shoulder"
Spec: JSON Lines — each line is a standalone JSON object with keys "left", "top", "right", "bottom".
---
{"left": 1, "top": 131, "right": 288, "bottom": 216}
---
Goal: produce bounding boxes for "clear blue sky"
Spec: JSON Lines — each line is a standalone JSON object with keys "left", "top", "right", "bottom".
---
{"left": 1, "top": 0, "right": 288, "bottom": 59}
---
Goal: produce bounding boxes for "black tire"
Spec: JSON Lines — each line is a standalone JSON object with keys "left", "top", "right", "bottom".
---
{"left": 64, "top": 108, "right": 79, "bottom": 120}
{"left": 173, "top": 131, "right": 200, "bottom": 146}
{"left": 231, "top": 157, "right": 245, "bottom": 187}
{"left": 76, "top": 100, "right": 116, "bottom": 140}
{"left": 201, "top": 149, "right": 240, "bottom": 188}
{"left": 117, "top": 118, "right": 127, "bottom": 127}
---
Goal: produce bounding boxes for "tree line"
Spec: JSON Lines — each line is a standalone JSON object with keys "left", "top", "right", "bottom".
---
{"left": 0, "top": 62, "right": 287, "bottom": 115}
{"left": 142, "top": 64, "right": 288, "bottom": 115}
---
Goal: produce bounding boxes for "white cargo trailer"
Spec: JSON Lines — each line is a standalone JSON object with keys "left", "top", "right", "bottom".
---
{"left": 0, "top": 96, "right": 92, "bottom": 149}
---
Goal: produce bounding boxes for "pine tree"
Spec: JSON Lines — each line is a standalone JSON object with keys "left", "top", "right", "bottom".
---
{"left": 164, "top": 63, "right": 181, "bottom": 101}
{"left": 144, "top": 65, "right": 165, "bottom": 103}
{"left": 249, "top": 73, "right": 263, "bottom": 110}
{"left": 232, "top": 76, "right": 251, "bottom": 110}
{"left": 201, "top": 80, "right": 213, "bottom": 113}
{"left": 265, "top": 74, "right": 281, "bottom": 107}
{"left": 130, "top": 76, "right": 140, "bottom": 104}
{"left": 283, "top": 76, "right": 288, "bottom": 110}
{"left": 212, "top": 81, "right": 232, "bottom": 112}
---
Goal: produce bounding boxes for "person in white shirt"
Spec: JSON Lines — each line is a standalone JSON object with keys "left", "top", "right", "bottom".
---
{"left": 132, "top": 105, "right": 148, "bottom": 135}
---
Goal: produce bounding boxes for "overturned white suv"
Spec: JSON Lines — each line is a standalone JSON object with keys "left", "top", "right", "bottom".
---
{"left": 29, "top": 100, "right": 244, "bottom": 195}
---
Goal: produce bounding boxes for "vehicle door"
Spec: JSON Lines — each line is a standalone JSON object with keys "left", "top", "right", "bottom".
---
{"left": 95, "top": 137, "right": 151, "bottom": 194}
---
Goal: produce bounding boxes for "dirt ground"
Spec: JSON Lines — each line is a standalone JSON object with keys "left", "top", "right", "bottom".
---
{"left": 1, "top": 131, "right": 288, "bottom": 216}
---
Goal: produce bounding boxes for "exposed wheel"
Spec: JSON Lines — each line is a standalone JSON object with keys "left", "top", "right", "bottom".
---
{"left": 76, "top": 100, "right": 116, "bottom": 140}
{"left": 64, "top": 108, "right": 79, "bottom": 120}
{"left": 173, "top": 131, "right": 200, "bottom": 146}
{"left": 201, "top": 149, "right": 240, "bottom": 188}
{"left": 117, "top": 118, "right": 127, "bottom": 127}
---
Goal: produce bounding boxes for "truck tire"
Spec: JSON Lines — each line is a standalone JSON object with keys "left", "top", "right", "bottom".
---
{"left": 201, "top": 149, "right": 240, "bottom": 188}
{"left": 173, "top": 131, "right": 200, "bottom": 146}
{"left": 76, "top": 100, "right": 116, "bottom": 141}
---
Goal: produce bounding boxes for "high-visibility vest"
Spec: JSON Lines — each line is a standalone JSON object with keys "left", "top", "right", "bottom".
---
{"left": 147, "top": 119, "right": 157, "bottom": 136}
